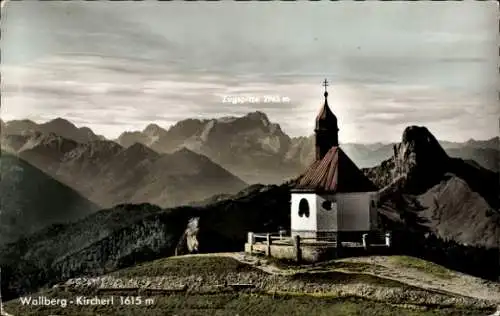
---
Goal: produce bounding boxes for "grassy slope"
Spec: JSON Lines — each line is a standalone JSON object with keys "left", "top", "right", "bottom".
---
{"left": 5, "top": 256, "right": 495, "bottom": 316}
{"left": 111, "top": 255, "right": 260, "bottom": 278}
{"left": 389, "top": 255, "right": 454, "bottom": 280}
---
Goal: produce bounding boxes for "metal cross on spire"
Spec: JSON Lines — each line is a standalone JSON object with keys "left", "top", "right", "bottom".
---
{"left": 322, "top": 79, "right": 329, "bottom": 98}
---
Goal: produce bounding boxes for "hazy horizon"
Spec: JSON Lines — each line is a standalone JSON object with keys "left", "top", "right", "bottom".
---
{"left": 1, "top": 1, "right": 498, "bottom": 142}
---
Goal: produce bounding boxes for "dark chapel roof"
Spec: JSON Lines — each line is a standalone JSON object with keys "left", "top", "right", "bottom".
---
{"left": 293, "top": 146, "right": 378, "bottom": 193}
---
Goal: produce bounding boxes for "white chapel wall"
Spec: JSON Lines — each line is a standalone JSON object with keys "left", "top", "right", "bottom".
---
{"left": 336, "top": 192, "right": 372, "bottom": 231}
{"left": 316, "top": 194, "right": 338, "bottom": 231}
{"left": 369, "top": 192, "right": 380, "bottom": 229}
{"left": 291, "top": 193, "right": 317, "bottom": 235}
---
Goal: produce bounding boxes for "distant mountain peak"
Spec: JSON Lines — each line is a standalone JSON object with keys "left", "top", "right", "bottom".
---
{"left": 3, "top": 119, "right": 39, "bottom": 136}
{"left": 168, "top": 118, "right": 206, "bottom": 131}
{"left": 143, "top": 123, "right": 167, "bottom": 135}
{"left": 398, "top": 125, "right": 448, "bottom": 161}
{"left": 52, "top": 117, "right": 69, "bottom": 122}
{"left": 364, "top": 126, "right": 453, "bottom": 195}
{"left": 79, "top": 126, "right": 95, "bottom": 134}
{"left": 245, "top": 111, "right": 270, "bottom": 125}
{"left": 45, "top": 117, "right": 77, "bottom": 128}
{"left": 7, "top": 118, "right": 37, "bottom": 125}
{"left": 38, "top": 118, "right": 103, "bottom": 143}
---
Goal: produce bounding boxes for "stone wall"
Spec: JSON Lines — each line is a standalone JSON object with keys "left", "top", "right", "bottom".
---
{"left": 246, "top": 243, "right": 338, "bottom": 263}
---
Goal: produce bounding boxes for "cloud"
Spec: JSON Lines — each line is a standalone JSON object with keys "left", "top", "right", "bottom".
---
{"left": 2, "top": 0, "right": 498, "bottom": 143}
{"left": 2, "top": 2, "right": 497, "bottom": 144}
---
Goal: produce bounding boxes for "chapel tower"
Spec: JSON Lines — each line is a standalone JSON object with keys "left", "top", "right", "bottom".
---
{"left": 315, "top": 79, "right": 339, "bottom": 160}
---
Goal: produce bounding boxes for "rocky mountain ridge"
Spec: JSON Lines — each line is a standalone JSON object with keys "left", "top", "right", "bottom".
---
{"left": 364, "top": 126, "right": 499, "bottom": 249}
{"left": 2, "top": 132, "right": 248, "bottom": 209}
{"left": 2, "top": 117, "right": 105, "bottom": 143}
{"left": 117, "top": 111, "right": 300, "bottom": 184}
{"left": 3, "top": 115, "right": 498, "bottom": 185}
{"left": 113, "top": 113, "right": 498, "bottom": 179}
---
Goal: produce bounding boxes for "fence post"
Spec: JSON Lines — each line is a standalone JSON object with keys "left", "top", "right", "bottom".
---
{"left": 385, "top": 232, "right": 392, "bottom": 247}
{"left": 293, "top": 235, "right": 301, "bottom": 263}
{"left": 248, "top": 232, "right": 255, "bottom": 245}
{"left": 265, "top": 233, "right": 272, "bottom": 256}
{"left": 362, "top": 233, "right": 368, "bottom": 250}
{"left": 335, "top": 232, "right": 342, "bottom": 258}
{"left": 247, "top": 232, "right": 255, "bottom": 254}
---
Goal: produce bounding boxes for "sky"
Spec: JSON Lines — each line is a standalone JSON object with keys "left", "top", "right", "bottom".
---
{"left": 1, "top": 1, "right": 498, "bottom": 143}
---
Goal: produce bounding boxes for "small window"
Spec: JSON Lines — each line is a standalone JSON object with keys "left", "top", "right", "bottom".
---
{"left": 298, "top": 198, "right": 310, "bottom": 218}
{"left": 322, "top": 200, "right": 332, "bottom": 211}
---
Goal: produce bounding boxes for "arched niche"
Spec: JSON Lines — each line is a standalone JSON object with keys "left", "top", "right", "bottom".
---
{"left": 298, "top": 198, "right": 310, "bottom": 218}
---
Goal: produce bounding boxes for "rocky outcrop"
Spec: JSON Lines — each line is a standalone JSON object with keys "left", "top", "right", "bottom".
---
{"left": 391, "top": 126, "right": 449, "bottom": 194}
{"left": 175, "top": 217, "right": 200, "bottom": 256}
{"left": 364, "top": 126, "right": 449, "bottom": 194}
{"left": 363, "top": 126, "right": 500, "bottom": 250}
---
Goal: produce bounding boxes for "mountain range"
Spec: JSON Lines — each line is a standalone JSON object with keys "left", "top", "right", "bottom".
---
{"left": 117, "top": 112, "right": 303, "bottom": 184}
{"left": 1, "top": 118, "right": 105, "bottom": 143}
{"left": 3, "top": 114, "right": 498, "bottom": 186}
{"left": 115, "top": 112, "right": 499, "bottom": 181}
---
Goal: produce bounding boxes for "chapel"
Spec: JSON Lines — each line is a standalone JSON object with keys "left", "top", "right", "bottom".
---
{"left": 290, "top": 79, "right": 380, "bottom": 241}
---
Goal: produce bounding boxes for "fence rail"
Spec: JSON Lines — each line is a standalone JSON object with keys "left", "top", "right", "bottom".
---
{"left": 252, "top": 232, "right": 338, "bottom": 243}
{"left": 247, "top": 231, "right": 391, "bottom": 249}
{"left": 246, "top": 231, "right": 392, "bottom": 262}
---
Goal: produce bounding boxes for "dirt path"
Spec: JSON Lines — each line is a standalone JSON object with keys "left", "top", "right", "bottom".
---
{"left": 178, "top": 252, "right": 292, "bottom": 275}
{"left": 186, "top": 252, "right": 500, "bottom": 309}
{"left": 338, "top": 256, "right": 500, "bottom": 305}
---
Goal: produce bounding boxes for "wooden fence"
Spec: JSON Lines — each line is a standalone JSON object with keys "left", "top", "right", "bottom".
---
{"left": 246, "top": 231, "right": 392, "bottom": 262}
